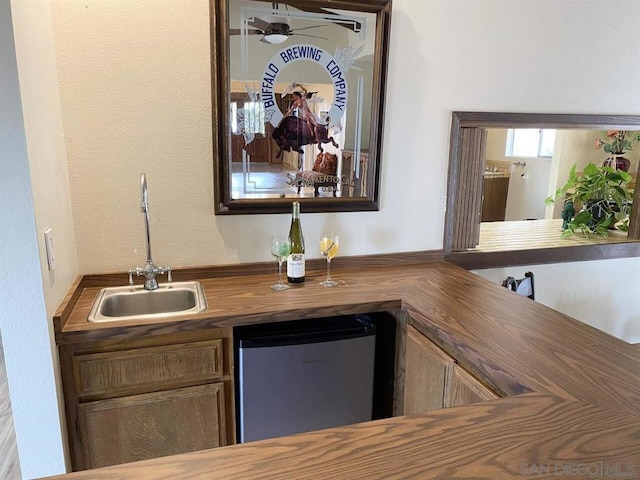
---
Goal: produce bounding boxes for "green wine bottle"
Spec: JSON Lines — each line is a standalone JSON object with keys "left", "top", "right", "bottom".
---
{"left": 287, "top": 201, "right": 305, "bottom": 283}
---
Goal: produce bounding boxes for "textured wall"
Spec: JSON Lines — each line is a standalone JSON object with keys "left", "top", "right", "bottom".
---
{"left": 47, "top": 0, "right": 640, "bottom": 273}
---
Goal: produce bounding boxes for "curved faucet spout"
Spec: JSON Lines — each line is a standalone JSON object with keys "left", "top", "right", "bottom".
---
{"left": 140, "top": 173, "right": 152, "bottom": 264}
{"left": 140, "top": 173, "right": 149, "bottom": 213}
{"left": 129, "top": 173, "right": 171, "bottom": 290}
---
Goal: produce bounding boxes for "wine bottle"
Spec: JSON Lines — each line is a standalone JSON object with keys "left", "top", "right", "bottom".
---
{"left": 286, "top": 201, "right": 305, "bottom": 283}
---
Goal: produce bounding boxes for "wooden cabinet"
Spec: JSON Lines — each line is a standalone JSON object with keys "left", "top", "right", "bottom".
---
{"left": 59, "top": 329, "right": 234, "bottom": 471}
{"left": 72, "top": 340, "right": 224, "bottom": 398}
{"left": 445, "top": 364, "right": 499, "bottom": 408}
{"left": 481, "top": 176, "right": 509, "bottom": 222}
{"left": 404, "top": 325, "right": 498, "bottom": 414}
{"left": 78, "top": 383, "right": 226, "bottom": 469}
{"left": 404, "top": 325, "right": 454, "bottom": 414}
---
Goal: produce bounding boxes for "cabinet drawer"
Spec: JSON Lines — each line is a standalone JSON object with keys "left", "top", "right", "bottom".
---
{"left": 73, "top": 339, "right": 224, "bottom": 398}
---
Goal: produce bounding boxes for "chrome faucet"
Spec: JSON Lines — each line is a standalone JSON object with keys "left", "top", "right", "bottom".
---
{"left": 128, "top": 173, "right": 171, "bottom": 290}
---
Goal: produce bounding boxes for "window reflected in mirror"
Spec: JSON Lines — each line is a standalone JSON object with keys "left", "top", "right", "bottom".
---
{"left": 506, "top": 128, "right": 556, "bottom": 158}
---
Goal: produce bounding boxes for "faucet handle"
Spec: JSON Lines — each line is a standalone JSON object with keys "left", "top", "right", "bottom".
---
{"left": 157, "top": 266, "right": 172, "bottom": 283}
{"left": 128, "top": 267, "right": 145, "bottom": 285}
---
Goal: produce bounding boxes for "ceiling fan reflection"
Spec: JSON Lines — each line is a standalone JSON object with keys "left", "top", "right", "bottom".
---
{"left": 230, "top": 19, "right": 327, "bottom": 44}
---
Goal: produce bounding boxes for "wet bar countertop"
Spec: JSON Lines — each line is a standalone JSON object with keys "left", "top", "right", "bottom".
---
{"left": 45, "top": 261, "right": 640, "bottom": 479}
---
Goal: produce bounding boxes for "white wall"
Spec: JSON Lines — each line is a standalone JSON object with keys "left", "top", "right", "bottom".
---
{"left": 43, "top": 0, "right": 640, "bottom": 273}
{"left": 12, "top": 0, "right": 78, "bottom": 312}
{"left": 504, "top": 159, "right": 551, "bottom": 221}
{"left": 8, "top": 0, "right": 640, "bottom": 475}
{"left": 1, "top": 0, "right": 68, "bottom": 477}
{"left": 473, "top": 259, "right": 640, "bottom": 344}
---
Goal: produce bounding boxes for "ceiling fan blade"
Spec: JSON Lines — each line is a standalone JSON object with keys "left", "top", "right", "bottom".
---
{"left": 293, "top": 33, "right": 328, "bottom": 40}
{"left": 289, "top": 24, "right": 325, "bottom": 33}
{"left": 229, "top": 28, "right": 263, "bottom": 36}
{"left": 248, "top": 17, "right": 273, "bottom": 31}
{"left": 291, "top": 6, "right": 362, "bottom": 32}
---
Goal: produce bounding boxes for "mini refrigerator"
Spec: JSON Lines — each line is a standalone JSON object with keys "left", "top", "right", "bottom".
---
{"left": 235, "top": 315, "right": 377, "bottom": 443}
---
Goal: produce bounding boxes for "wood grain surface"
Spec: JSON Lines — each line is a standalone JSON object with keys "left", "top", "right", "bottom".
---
{"left": 45, "top": 260, "right": 640, "bottom": 479}
{"left": 43, "top": 394, "right": 640, "bottom": 480}
{"left": 73, "top": 339, "right": 223, "bottom": 399}
{"left": 403, "top": 325, "right": 452, "bottom": 414}
{"left": 445, "top": 363, "right": 499, "bottom": 407}
{"left": 78, "top": 383, "right": 226, "bottom": 469}
{"left": 55, "top": 265, "right": 417, "bottom": 343}
{"left": 448, "top": 219, "right": 640, "bottom": 269}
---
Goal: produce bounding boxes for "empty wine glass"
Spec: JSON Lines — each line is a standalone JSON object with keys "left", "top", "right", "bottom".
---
{"left": 270, "top": 235, "right": 291, "bottom": 291}
{"left": 319, "top": 233, "right": 339, "bottom": 287}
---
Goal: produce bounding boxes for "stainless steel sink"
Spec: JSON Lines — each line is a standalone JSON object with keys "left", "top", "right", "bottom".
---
{"left": 88, "top": 281, "right": 208, "bottom": 323}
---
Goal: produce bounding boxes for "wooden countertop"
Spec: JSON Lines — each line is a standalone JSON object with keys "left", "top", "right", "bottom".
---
{"left": 46, "top": 261, "right": 640, "bottom": 479}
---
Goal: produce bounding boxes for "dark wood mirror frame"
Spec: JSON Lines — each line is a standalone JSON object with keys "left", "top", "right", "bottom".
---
{"left": 210, "top": 0, "right": 392, "bottom": 214}
{"left": 445, "top": 112, "right": 640, "bottom": 269}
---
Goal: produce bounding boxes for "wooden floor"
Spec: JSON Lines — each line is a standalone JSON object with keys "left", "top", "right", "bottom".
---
{"left": 0, "top": 331, "right": 21, "bottom": 479}
{"left": 477, "top": 218, "right": 636, "bottom": 252}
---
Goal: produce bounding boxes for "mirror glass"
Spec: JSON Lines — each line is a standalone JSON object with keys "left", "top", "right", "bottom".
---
{"left": 445, "top": 112, "right": 640, "bottom": 260}
{"left": 482, "top": 127, "right": 640, "bottom": 222}
{"left": 212, "top": 0, "right": 391, "bottom": 214}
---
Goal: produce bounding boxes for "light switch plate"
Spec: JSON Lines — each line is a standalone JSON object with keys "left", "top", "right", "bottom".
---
{"left": 44, "top": 228, "right": 55, "bottom": 271}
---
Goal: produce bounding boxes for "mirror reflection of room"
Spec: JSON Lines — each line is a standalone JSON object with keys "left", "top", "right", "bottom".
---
{"left": 228, "top": 0, "right": 377, "bottom": 200}
{"left": 481, "top": 128, "right": 638, "bottom": 224}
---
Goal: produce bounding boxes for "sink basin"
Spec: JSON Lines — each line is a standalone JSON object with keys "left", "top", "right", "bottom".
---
{"left": 88, "top": 281, "right": 208, "bottom": 323}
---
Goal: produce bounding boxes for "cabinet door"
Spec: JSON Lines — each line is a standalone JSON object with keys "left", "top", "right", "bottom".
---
{"left": 445, "top": 364, "right": 499, "bottom": 408}
{"left": 404, "top": 325, "right": 454, "bottom": 414}
{"left": 481, "top": 176, "right": 510, "bottom": 222}
{"left": 78, "top": 383, "right": 226, "bottom": 469}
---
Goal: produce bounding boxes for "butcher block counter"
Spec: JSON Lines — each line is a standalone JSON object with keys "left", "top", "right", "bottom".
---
{"left": 46, "top": 260, "right": 640, "bottom": 479}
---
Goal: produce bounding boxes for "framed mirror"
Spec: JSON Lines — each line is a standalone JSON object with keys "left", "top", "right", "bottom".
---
{"left": 445, "top": 112, "right": 640, "bottom": 269}
{"left": 211, "top": 0, "right": 392, "bottom": 214}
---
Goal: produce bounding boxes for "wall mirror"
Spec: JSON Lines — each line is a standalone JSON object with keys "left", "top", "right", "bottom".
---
{"left": 445, "top": 112, "right": 640, "bottom": 269}
{"left": 211, "top": 0, "right": 392, "bottom": 214}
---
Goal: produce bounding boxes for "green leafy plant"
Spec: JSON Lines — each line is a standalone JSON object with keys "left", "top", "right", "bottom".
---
{"left": 545, "top": 162, "right": 633, "bottom": 238}
{"left": 595, "top": 130, "right": 640, "bottom": 154}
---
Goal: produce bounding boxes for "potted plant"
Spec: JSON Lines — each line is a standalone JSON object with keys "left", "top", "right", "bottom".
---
{"left": 595, "top": 130, "right": 640, "bottom": 172}
{"left": 545, "top": 162, "right": 633, "bottom": 238}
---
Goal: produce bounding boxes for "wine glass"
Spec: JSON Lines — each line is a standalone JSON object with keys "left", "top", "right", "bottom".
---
{"left": 270, "top": 235, "right": 291, "bottom": 291}
{"left": 319, "top": 233, "right": 339, "bottom": 287}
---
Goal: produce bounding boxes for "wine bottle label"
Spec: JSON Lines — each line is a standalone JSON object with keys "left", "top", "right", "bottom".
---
{"left": 287, "top": 253, "right": 305, "bottom": 278}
